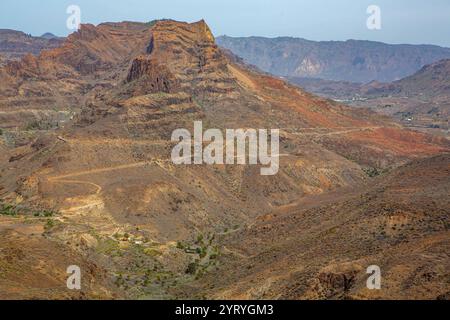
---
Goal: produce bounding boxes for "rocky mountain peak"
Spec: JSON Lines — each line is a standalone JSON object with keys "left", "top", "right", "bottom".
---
{"left": 125, "top": 20, "right": 233, "bottom": 96}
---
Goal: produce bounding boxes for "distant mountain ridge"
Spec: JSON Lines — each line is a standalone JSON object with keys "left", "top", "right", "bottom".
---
{"left": 390, "top": 58, "right": 450, "bottom": 97}
{"left": 290, "top": 59, "right": 450, "bottom": 132}
{"left": 40, "top": 32, "right": 61, "bottom": 40}
{"left": 0, "top": 29, "right": 63, "bottom": 65}
{"left": 217, "top": 35, "right": 450, "bottom": 83}
{"left": 289, "top": 58, "right": 450, "bottom": 100}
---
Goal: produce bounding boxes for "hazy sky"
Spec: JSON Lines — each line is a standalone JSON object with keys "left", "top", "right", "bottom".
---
{"left": 1, "top": 0, "right": 449, "bottom": 47}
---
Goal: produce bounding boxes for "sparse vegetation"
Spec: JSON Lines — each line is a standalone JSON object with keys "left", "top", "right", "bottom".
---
{"left": 0, "top": 202, "right": 17, "bottom": 216}
{"left": 96, "top": 238, "right": 121, "bottom": 256}
{"left": 177, "top": 233, "right": 221, "bottom": 279}
{"left": 185, "top": 262, "right": 198, "bottom": 275}
{"left": 143, "top": 248, "right": 162, "bottom": 257}
{"left": 34, "top": 209, "right": 58, "bottom": 217}
{"left": 44, "top": 218, "right": 55, "bottom": 231}
{"left": 176, "top": 241, "right": 185, "bottom": 250}
{"left": 363, "top": 167, "right": 382, "bottom": 177}
{"left": 25, "top": 120, "right": 58, "bottom": 131}
{"left": 0, "top": 201, "right": 60, "bottom": 218}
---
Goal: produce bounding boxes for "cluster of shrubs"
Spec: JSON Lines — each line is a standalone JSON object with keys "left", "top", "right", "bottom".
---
{"left": 0, "top": 202, "right": 17, "bottom": 216}
{"left": 363, "top": 167, "right": 382, "bottom": 177}
{"left": 177, "top": 233, "right": 221, "bottom": 278}
{"left": 33, "top": 210, "right": 58, "bottom": 217}
{"left": 0, "top": 200, "right": 58, "bottom": 217}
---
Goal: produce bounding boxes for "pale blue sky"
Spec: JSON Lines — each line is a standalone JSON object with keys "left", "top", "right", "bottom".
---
{"left": 1, "top": 0, "right": 449, "bottom": 47}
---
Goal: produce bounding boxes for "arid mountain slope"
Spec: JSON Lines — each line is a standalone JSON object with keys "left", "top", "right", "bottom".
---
{"left": 290, "top": 59, "right": 450, "bottom": 134}
{"left": 0, "top": 22, "right": 157, "bottom": 136}
{"left": 0, "top": 20, "right": 448, "bottom": 299}
{"left": 387, "top": 58, "right": 450, "bottom": 96}
{"left": 183, "top": 154, "right": 450, "bottom": 300}
{"left": 0, "top": 222, "right": 119, "bottom": 299}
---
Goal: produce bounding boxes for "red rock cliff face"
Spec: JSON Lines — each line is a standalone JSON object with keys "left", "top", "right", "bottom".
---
{"left": 39, "top": 22, "right": 154, "bottom": 75}
{"left": 126, "top": 55, "right": 179, "bottom": 95}
{"left": 124, "top": 20, "right": 221, "bottom": 93}
{"left": 4, "top": 53, "right": 40, "bottom": 78}
{"left": 124, "top": 20, "right": 234, "bottom": 95}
